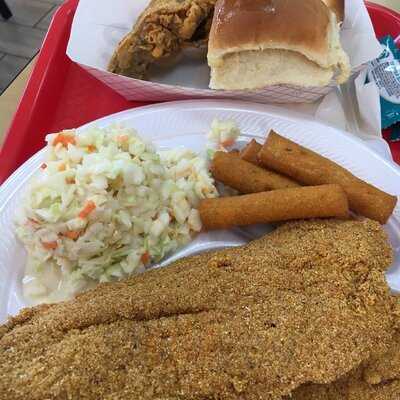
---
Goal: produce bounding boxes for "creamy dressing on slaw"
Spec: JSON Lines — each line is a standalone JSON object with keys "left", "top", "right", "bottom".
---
{"left": 16, "top": 125, "right": 218, "bottom": 304}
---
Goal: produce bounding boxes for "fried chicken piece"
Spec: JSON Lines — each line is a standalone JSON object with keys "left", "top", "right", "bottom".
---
{"left": 108, "top": 0, "right": 216, "bottom": 79}
{"left": 290, "top": 332, "right": 400, "bottom": 400}
{"left": 0, "top": 219, "right": 398, "bottom": 400}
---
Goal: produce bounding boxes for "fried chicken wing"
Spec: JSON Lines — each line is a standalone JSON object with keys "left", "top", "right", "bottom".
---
{"left": 108, "top": 0, "right": 216, "bottom": 79}
{"left": 0, "top": 219, "right": 398, "bottom": 399}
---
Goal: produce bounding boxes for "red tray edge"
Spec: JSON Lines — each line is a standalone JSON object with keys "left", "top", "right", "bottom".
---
{"left": 366, "top": 1, "right": 400, "bottom": 25}
{"left": 0, "top": 0, "right": 78, "bottom": 162}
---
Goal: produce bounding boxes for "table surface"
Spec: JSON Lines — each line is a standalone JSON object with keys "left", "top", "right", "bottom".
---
{"left": 0, "top": 0, "right": 399, "bottom": 146}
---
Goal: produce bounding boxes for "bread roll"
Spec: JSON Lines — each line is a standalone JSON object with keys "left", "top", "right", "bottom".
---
{"left": 207, "top": 0, "right": 350, "bottom": 90}
{"left": 322, "top": 0, "right": 344, "bottom": 23}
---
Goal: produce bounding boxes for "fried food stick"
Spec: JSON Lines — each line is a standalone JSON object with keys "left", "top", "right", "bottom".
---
{"left": 212, "top": 151, "right": 299, "bottom": 193}
{"left": 239, "top": 139, "right": 263, "bottom": 165}
{"left": 199, "top": 184, "right": 348, "bottom": 230}
{"left": 259, "top": 131, "right": 398, "bottom": 224}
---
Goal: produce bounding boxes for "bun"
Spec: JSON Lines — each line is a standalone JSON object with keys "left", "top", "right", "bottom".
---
{"left": 322, "top": 0, "right": 344, "bottom": 23}
{"left": 207, "top": 0, "right": 350, "bottom": 90}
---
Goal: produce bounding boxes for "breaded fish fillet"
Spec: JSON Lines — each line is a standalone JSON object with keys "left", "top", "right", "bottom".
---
{"left": 290, "top": 332, "right": 400, "bottom": 399}
{"left": 289, "top": 373, "right": 400, "bottom": 400}
{"left": 108, "top": 0, "right": 216, "bottom": 79}
{"left": 0, "top": 219, "right": 398, "bottom": 400}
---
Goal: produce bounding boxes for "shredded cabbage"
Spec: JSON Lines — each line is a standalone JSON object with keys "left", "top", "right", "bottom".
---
{"left": 207, "top": 118, "right": 240, "bottom": 150}
{"left": 16, "top": 126, "right": 218, "bottom": 304}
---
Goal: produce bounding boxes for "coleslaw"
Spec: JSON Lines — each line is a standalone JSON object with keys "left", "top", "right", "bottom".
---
{"left": 16, "top": 125, "right": 218, "bottom": 303}
{"left": 206, "top": 118, "right": 241, "bottom": 160}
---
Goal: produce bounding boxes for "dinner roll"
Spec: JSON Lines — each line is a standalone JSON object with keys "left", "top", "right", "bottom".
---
{"left": 207, "top": 0, "right": 350, "bottom": 90}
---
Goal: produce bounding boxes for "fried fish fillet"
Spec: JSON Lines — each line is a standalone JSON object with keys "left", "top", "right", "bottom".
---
{"left": 0, "top": 219, "right": 398, "bottom": 400}
{"left": 289, "top": 372, "right": 400, "bottom": 400}
{"left": 290, "top": 332, "right": 400, "bottom": 400}
{"left": 108, "top": 0, "right": 216, "bottom": 79}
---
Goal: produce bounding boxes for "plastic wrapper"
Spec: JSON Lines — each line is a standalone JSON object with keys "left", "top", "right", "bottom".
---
{"left": 367, "top": 35, "right": 400, "bottom": 131}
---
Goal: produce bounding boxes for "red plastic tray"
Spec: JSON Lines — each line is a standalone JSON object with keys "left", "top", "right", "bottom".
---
{"left": 0, "top": 0, "right": 400, "bottom": 183}
{"left": 0, "top": 0, "right": 148, "bottom": 183}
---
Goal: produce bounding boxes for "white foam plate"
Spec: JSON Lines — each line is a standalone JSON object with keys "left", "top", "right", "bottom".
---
{"left": 1, "top": 100, "right": 400, "bottom": 323}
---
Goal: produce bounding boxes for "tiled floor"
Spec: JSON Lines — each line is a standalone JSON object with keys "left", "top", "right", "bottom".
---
{"left": 0, "top": 0, "right": 63, "bottom": 93}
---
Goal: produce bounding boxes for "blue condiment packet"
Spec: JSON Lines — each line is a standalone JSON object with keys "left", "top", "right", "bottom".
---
{"left": 367, "top": 35, "right": 400, "bottom": 130}
{"left": 389, "top": 123, "right": 400, "bottom": 142}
